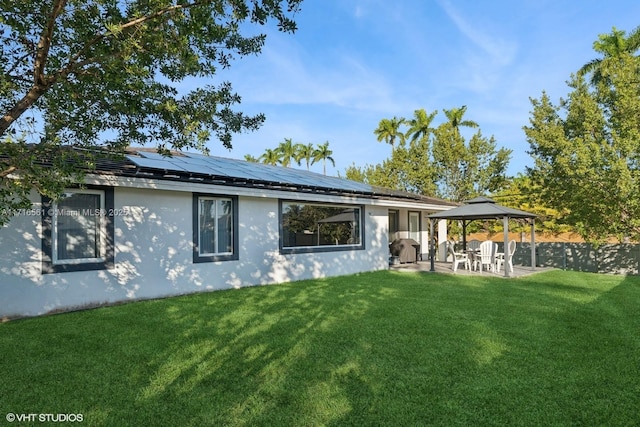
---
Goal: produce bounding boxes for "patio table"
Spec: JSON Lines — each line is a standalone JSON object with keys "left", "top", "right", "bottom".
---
{"left": 466, "top": 249, "right": 480, "bottom": 271}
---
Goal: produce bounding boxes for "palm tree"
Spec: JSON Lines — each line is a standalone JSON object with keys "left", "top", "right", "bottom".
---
{"left": 276, "top": 138, "right": 299, "bottom": 167}
{"left": 295, "top": 143, "right": 315, "bottom": 170}
{"left": 405, "top": 108, "right": 438, "bottom": 144}
{"left": 374, "top": 116, "right": 406, "bottom": 151}
{"left": 259, "top": 148, "right": 279, "bottom": 166}
{"left": 578, "top": 26, "right": 640, "bottom": 85}
{"left": 244, "top": 154, "right": 259, "bottom": 163}
{"left": 312, "top": 141, "right": 335, "bottom": 175}
{"left": 442, "top": 105, "right": 478, "bottom": 136}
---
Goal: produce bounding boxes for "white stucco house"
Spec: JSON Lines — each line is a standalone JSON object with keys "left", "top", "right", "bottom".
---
{"left": 0, "top": 149, "right": 456, "bottom": 318}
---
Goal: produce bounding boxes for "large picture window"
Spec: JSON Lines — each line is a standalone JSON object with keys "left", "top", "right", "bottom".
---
{"left": 42, "top": 187, "right": 114, "bottom": 273}
{"left": 193, "top": 194, "right": 238, "bottom": 263}
{"left": 280, "top": 201, "right": 364, "bottom": 254}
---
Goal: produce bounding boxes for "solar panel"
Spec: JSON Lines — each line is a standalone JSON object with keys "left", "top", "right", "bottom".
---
{"left": 136, "top": 151, "right": 172, "bottom": 160}
{"left": 128, "top": 150, "right": 375, "bottom": 194}
{"left": 166, "top": 158, "right": 229, "bottom": 176}
{"left": 126, "top": 155, "right": 189, "bottom": 172}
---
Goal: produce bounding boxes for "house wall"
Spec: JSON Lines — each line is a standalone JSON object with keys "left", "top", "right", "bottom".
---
{"left": 0, "top": 185, "right": 390, "bottom": 318}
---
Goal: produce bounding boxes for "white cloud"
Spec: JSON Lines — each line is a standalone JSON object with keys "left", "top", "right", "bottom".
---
{"left": 226, "top": 34, "right": 402, "bottom": 114}
{"left": 437, "top": 0, "right": 517, "bottom": 67}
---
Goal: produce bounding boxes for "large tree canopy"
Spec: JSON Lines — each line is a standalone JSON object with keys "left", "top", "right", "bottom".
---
{"left": 0, "top": 0, "right": 302, "bottom": 223}
{"left": 525, "top": 27, "right": 640, "bottom": 243}
{"left": 346, "top": 107, "right": 511, "bottom": 201}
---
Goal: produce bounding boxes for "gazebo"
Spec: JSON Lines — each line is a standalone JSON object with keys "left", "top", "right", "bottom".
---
{"left": 428, "top": 197, "right": 537, "bottom": 277}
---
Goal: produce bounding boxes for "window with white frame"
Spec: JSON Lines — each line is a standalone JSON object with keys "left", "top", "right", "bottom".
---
{"left": 42, "top": 187, "right": 114, "bottom": 273}
{"left": 280, "top": 201, "right": 364, "bottom": 254}
{"left": 193, "top": 194, "right": 238, "bottom": 263}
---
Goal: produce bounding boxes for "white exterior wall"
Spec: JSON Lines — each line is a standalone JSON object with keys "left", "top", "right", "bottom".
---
{"left": 0, "top": 185, "right": 390, "bottom": 318}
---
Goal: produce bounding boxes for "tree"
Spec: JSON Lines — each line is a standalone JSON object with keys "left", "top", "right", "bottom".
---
{"left": 244, "top": 154, "right": 259, "bottom": 163}
{"left": 405, "top": 108, "right": 438, "bottom": 144}
{"left": 345, "top": 138, "right": 438, "bottom": 195}
{"left": 276, "top": 138, "right": 298, "bottom": 167}
{"left": 491, "top": 174, "right": 573, "bottom": 235}
{"left": 578, "top": 26, "right": 640, "bottom": 85}
{"left": 432, "top": 111, "right": 510, "bottom": 202}
{"left": 350, "top": 106, "right": 509, "bottom": 200}
{"left": 344, "top": 160, "right": 403, "bottom": 191}
{"left": 373, "top": 116, "right": 406, "bottom": 151}
{"left": 442, "top": 105, "right": 479, "bottom": 136}
{"left": 259, "top": 148, "right": 280, "bottom": 166}
{"left": 295, "top": 142, "right": 315, "bottom": 170}
{"left": 0, "top": 0, "right": 302, "bottom": 225}
{"left": 525, "top": 32, "right": 640, "bottom": 242}
{"left": 312, "top": 141, "right": 334, "bottom": 175}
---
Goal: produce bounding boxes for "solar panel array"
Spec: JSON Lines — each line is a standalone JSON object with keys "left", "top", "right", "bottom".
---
{"left": 126, "top": 151, "right": 375, "bottom": 194}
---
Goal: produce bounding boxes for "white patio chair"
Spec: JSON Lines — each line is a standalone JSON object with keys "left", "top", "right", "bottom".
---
{"left": 467, "top": 239, "right": 481, "bottom": 251}
{"left": 496, "top": 240, "right": 517, "bottom": 273}
{"left": 447, "top": 240, "right": 470, "bottom": 272}
{"left": 477, "top": 241, "right": 496, "bottom": 273}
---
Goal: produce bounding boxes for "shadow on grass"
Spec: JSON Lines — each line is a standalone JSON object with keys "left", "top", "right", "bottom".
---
{"left": 1, "top": 270, "right": 639, "bottom": 426}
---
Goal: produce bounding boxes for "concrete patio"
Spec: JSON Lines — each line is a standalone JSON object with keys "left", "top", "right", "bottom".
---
{"left": 390, "top": 261, "right": 555, "bottom": 278}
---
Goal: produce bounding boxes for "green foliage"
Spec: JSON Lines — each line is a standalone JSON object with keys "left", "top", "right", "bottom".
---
{"left": 405, "top": 108, "right": 438, "bottom": 144}
{"left": 432, "top": 124, "right": 511, "bottom": 202}
{"left": 259, "top": 148, "right": 280, "bottom": 165}
{"left": 0, "top": 0, "right": 303, "bottom": 224}
{"left": 578, "top": 25, "right": 640, "bottom": 85}
{"left": 526, "top": 27, "right": 640, "bottom": 243}
{"left": 294, "top": 142, "right": 315, "bottom": 170}
{"left": 311, "top": 141, "right": 335, "bottom": 175}
{"left": 276, "top": 138, "right": 298, "bottom": 167}
{"left": 442, "top": 105, "right": 479, "bottom": 132}
{"left": 491, "top": 174, "right": 574, "bottom": 235}
{"left": 253, "top": 140, "right": 334, "bottom": 175}
{"left": 350, "top": 106, "right": 511, "bottom": 200}
{"left": 373, "top": 116, "right": 406, "bottom": 151}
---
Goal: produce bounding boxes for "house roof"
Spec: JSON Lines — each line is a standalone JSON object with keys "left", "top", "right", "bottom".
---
{"left": 428, "top": 196, "right": 536, "bottom": 220}
{"left": 101, "top": 148, "right": 458, "bottom": 207}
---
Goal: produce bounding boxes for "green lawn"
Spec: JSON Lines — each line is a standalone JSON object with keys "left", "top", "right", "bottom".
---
{"left": 1, "top": 270, "right": 639, "bottom": 426}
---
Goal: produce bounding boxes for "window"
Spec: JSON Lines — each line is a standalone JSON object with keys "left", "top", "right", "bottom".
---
{"left": 409, "top": 211, "right": 420, "bottom": 243}
{"left": 280, "top": 201, "right": 364, "bottom": 254}
{"left": 42, "top": 187, "right": 114, "bottom": 273}
{"left": 192, "top": 194, "right": 238, "bottom": 263}
{"left": 389, "top": 209, "right": 399, "bottom": 241}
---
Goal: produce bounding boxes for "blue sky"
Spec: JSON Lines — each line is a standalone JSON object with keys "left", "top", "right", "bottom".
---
{"left": 211, "top": 0, "right": 640, "bottom": 177}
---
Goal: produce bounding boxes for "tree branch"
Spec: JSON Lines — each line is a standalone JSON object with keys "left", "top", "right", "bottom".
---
{"left": 66, "top": 1, "right": 209, "bottom": 72}
{"left": 1, "top": 0, "right": 67, "bottom": 136}
{"left": 1, "top": 0, "right": 210, "bottom": 137}
{"left": 35, "top": 0, "right": 67, "bottom": 87}
{"left": 0, "top": 166, "right": 17, "bottom": 179}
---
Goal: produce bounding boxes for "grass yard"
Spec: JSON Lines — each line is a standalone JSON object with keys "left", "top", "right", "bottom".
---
{"left": 1, "top": 270, "right": 639, "bottom": 426}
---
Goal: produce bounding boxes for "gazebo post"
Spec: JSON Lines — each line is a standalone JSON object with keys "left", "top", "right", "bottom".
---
{"left": 531, "top": 219, "right": 536, "bottom": 271}
{"left": 503, "top": 215, "right": 510, "bottom": 277}
{"left": 429, "top": 218, "right": 435, "bottom": 272}
{"left": 462, "top": 220, "right": 467, "bottom": 251}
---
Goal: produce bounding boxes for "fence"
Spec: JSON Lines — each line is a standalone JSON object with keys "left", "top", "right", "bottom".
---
{"left": 512, "top": 242, "right": 640, "bottom": 275}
